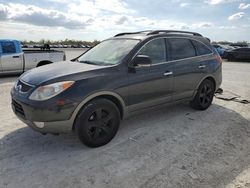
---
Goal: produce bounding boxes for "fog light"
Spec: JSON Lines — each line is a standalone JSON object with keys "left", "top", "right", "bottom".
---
{"left": 34, "top": 122, "right": 45, "bottom": 128}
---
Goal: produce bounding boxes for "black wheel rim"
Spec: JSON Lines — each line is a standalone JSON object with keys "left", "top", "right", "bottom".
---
{"left": 199, "top": 84, "right": 213, "bottom": 107}
{"left": 86, "top": 108, "right": 114, "bottom": 140}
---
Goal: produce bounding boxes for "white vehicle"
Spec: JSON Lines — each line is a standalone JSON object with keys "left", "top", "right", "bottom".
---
{"left": 0, "top": 39, "right": 66, "bottom": 75}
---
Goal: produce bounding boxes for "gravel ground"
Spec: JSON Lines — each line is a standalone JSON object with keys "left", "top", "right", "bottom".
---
{"left": 0, "top": 61, "right": 250, "bottom": 188}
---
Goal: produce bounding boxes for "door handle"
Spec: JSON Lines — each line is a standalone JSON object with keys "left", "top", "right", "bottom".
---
{"left": 198, "top": 65, "right": 206, "bottom": 69}
{"left": 163, "top": 71, "right": 173, "bottom": 76}
{"left": 12, "top": 55, "right": 20, "bottom": 58}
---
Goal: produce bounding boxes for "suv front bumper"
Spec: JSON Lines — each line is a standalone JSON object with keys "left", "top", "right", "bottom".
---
{"left": 11, "top": 95, "right": 77, "bottom": 134}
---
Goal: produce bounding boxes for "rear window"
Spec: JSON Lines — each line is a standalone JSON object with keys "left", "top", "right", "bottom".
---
{"left": 168, "top": 38, "right": 196, "bottom": 61}
{"left": 236, "top": 48, "right": 250, "bottom": 52}
{"left": 1, "top": 41, "right": 16, "bottom": 54}
{"left": 192, "top": 40, "right": 212, "bottom": 56}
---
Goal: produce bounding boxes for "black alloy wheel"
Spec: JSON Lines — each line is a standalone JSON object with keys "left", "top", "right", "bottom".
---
{"left": 75, "top": 99, "right": 120, "bottom": 147}
{"left": 190, "top": 79, "right": 215, "bottom": 110}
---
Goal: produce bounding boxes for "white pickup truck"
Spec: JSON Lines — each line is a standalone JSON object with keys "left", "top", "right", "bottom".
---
{"left": 0, "top": 39, "right": 66, "bottom": 75}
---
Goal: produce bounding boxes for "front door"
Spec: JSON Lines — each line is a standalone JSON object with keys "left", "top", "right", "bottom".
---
{"left": 127, "top": 38, "right": 174, "bottom": 112}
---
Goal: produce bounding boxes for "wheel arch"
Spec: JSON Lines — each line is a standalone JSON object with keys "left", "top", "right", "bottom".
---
{"left": 37, "top": 60, "right": 53, "bottom": 67}
{"left": 192, "top": 76, "right": 216, "bottom": 99}
{"left": 71, "top": 91, "right": 127, "bottom": 130}
{"left": 196, "top": 76, "right": 216, "bottom": 90}
{"left": 205, "top": 76, "right": 216, "bottom": 89}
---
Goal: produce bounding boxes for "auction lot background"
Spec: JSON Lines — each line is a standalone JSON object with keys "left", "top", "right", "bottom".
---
{"left": 1, "top": 0, "right": 250, "bottom": 187}
{"left": 0, "top": 48, "right": 250, "bottom": 188}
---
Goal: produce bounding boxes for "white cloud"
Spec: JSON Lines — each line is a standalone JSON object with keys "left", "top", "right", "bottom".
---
{"left": 242, "top": 24, "right": 250, "bottom": 28}
{"left": 239, "top": 3, "right": 250, "bottom": 10}
{"left": 1, "top": 1, "right": 249, "bottom": 42}
{"left": 228, "top": 12, "right": 245, "bottom": 21}
{"left": 68, "top": 0, "right": 135, "bottom": 17}
{"left": 191, "top": 22, "right": 214, "bottom": 29}
{"left": 206, "top": 0, "right": 240, "bottom": 5}
{"left": 180, "top": 3, "right": 190, "bottom": 7}
{"left": 0, "top": 2, "right": 214, "bottom": 34}
{"left": 219, "top": 25, "right": 237, "bottom": 29}
{"left": 0, "top": 3, "right": 91, "bottom": 29}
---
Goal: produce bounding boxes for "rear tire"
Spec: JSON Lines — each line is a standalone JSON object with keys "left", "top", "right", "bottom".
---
{"left": 227, "top": 55, "right": 234, "bottom": 62}
{"left": 190, "top": 79, "right": 215, "bottom": 110}
{"left": 75, "top": 99, "right": 120, "bottom": 147}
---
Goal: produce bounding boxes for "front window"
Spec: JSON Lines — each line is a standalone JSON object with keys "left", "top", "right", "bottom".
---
{"left": 1, "top": 41, "right": 16, "bottom": 54}
{"left": 78, "top": 39, "right": 139, "bottom": 66}
{"left": 137, "top": 38, "right": 166, "bottom": 64}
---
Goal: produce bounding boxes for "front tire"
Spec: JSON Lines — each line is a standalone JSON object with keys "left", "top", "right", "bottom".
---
{"left": 190, "top": 79, "right": 215, "bottom": 110}
{"left": 75, "top": 99, "right": 120, "bottom": 147}
{"left": 227, "top": 55, "right": 234, "bottom": 62}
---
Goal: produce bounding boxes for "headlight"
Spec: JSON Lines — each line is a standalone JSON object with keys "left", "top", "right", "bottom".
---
{"left": 29, "top": 81, "right": 74, "bottom": 101}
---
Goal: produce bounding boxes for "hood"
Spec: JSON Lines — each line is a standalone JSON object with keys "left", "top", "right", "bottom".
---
{"left": 20, "top": 61, "right": 106, "bottom": 85}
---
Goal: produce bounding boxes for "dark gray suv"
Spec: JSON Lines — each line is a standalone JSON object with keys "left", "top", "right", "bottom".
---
{"left": 11, "top": 30, "right": 222, "bottom": 147}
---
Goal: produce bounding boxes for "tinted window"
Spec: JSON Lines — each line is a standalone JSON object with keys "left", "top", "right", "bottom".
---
{"left": 237, "top": 48, "right": 250, "bottom": 52}
{"left": 138, "top": 38, "right": 166, "bottom": 64}
{"left": 168, "top": 38, "right": 196, "bottom": 60}
{"left": 192, "top": 40, "right": 212, "bottom": 55}
{"left": 1, "top": 42, "right": 16, "bottom": 54}
{"left": 234, "top": 48, "right": 245, "bottom": 52}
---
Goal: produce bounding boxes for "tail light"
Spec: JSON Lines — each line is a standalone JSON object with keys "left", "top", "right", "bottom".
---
{"left": 216, "top": 55, "right": 222, "bottom": 64}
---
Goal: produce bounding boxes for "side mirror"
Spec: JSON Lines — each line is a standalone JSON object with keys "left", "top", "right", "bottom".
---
{"left": 133, "top": 55, "right": 151, "bottom": 67}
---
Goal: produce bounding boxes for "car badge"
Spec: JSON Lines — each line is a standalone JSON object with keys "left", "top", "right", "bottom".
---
{"left": 17, "top": 84, "right": 22, "bottom": 92}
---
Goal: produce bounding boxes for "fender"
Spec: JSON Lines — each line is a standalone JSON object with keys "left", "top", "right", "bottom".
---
{"left": 69, "top": 91, "right": 127, "bottom": 129}
{"left": 192, "top": 74, "right": 217, "bottom": 99}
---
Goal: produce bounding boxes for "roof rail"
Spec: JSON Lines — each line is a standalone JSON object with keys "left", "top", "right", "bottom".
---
{"left": 114, "top": 30, "right": 152, "bottom": 37}
{"left": 147, "top": 30, "right": 203, "bottom": 37}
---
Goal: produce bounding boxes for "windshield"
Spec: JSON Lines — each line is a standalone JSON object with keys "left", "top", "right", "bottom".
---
{"left": 78, "top": 39, "right": 139, "bottom": 66}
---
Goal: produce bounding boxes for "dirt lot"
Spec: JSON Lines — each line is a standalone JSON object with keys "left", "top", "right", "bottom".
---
{"left": 0, "top": 61, "right": 250, "bottom": 188}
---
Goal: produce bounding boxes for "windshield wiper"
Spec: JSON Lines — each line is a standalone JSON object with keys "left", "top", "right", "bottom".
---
{"left": 79, "top": 61, "right": 99, "bottom": 65}
{"left": 79, "top": 60, "right": 113, "bottom": 66}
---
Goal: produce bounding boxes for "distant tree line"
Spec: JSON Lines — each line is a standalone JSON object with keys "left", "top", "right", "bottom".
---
{"left": 212, "top": 40, "right": 249, "bottom": 45}
{"left": 21, "top": 39, "right": 249, "bottom": 47}
{"left": 21, "top": 39, "right": 101, "bottom": 47}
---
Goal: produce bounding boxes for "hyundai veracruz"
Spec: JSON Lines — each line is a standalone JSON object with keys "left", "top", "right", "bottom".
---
{"left": 11, "top": 30, "right": 222, "bottom": 147}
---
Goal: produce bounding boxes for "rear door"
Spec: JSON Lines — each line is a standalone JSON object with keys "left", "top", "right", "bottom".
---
{"left": 0, "top": 41, "right": 23, "bottom": 72}
{"left": 167, "top": 37, "right": 212, "bottom": 100}
{"left": 246, "top": 48, "right": 250, "bottom": 59}
{"left": 127, "top": 38, "right": 174, "bottom": 111}
{"left": 240, "top": 48, "right": 250, "bottom": 59}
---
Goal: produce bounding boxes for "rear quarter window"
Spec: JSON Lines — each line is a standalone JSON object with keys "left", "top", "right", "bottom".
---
{"left": 168, "top": 38, "right": 196, "bottom": 61}
{"left": 191, "top": 40, "right": 212, "bottom": 56}
{"left": 239, "top": 48, "right": 250, "bottom": 52}
{"left": 1, "top": 41, "right": 16, "bottom": 54}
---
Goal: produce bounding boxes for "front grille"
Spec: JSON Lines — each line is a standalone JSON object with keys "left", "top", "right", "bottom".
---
{"left": 12, "top": 99, "right": 25, "bottom": 118}
{"left": 15, "top": 80, "right": 33, "bottom": 93}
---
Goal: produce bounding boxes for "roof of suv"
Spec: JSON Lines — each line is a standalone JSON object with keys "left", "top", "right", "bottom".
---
{"left": 111, "top": 30, "right": 210, "bottom": 43}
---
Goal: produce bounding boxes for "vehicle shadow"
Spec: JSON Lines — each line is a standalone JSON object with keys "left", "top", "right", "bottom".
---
{"left": 223, "top": 59, "right": 250, "bottom": 63}
{"left": 0, "top": 75, "right": 18, "bottom": 84}
{"left": 1, "top": 102, "right": 250, "bottom": 187}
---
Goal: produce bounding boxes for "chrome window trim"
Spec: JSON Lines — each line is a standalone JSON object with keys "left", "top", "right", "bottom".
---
{"left": 131, "top": 36, "right": 214, "bottom": 67}
{"left": 150, "top": 53, "right": 213, "bottom": 66}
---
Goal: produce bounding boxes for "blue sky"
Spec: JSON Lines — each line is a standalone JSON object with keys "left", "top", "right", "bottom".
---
{"left": 0, "top": 0, "right": 250, "bottom": 42}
